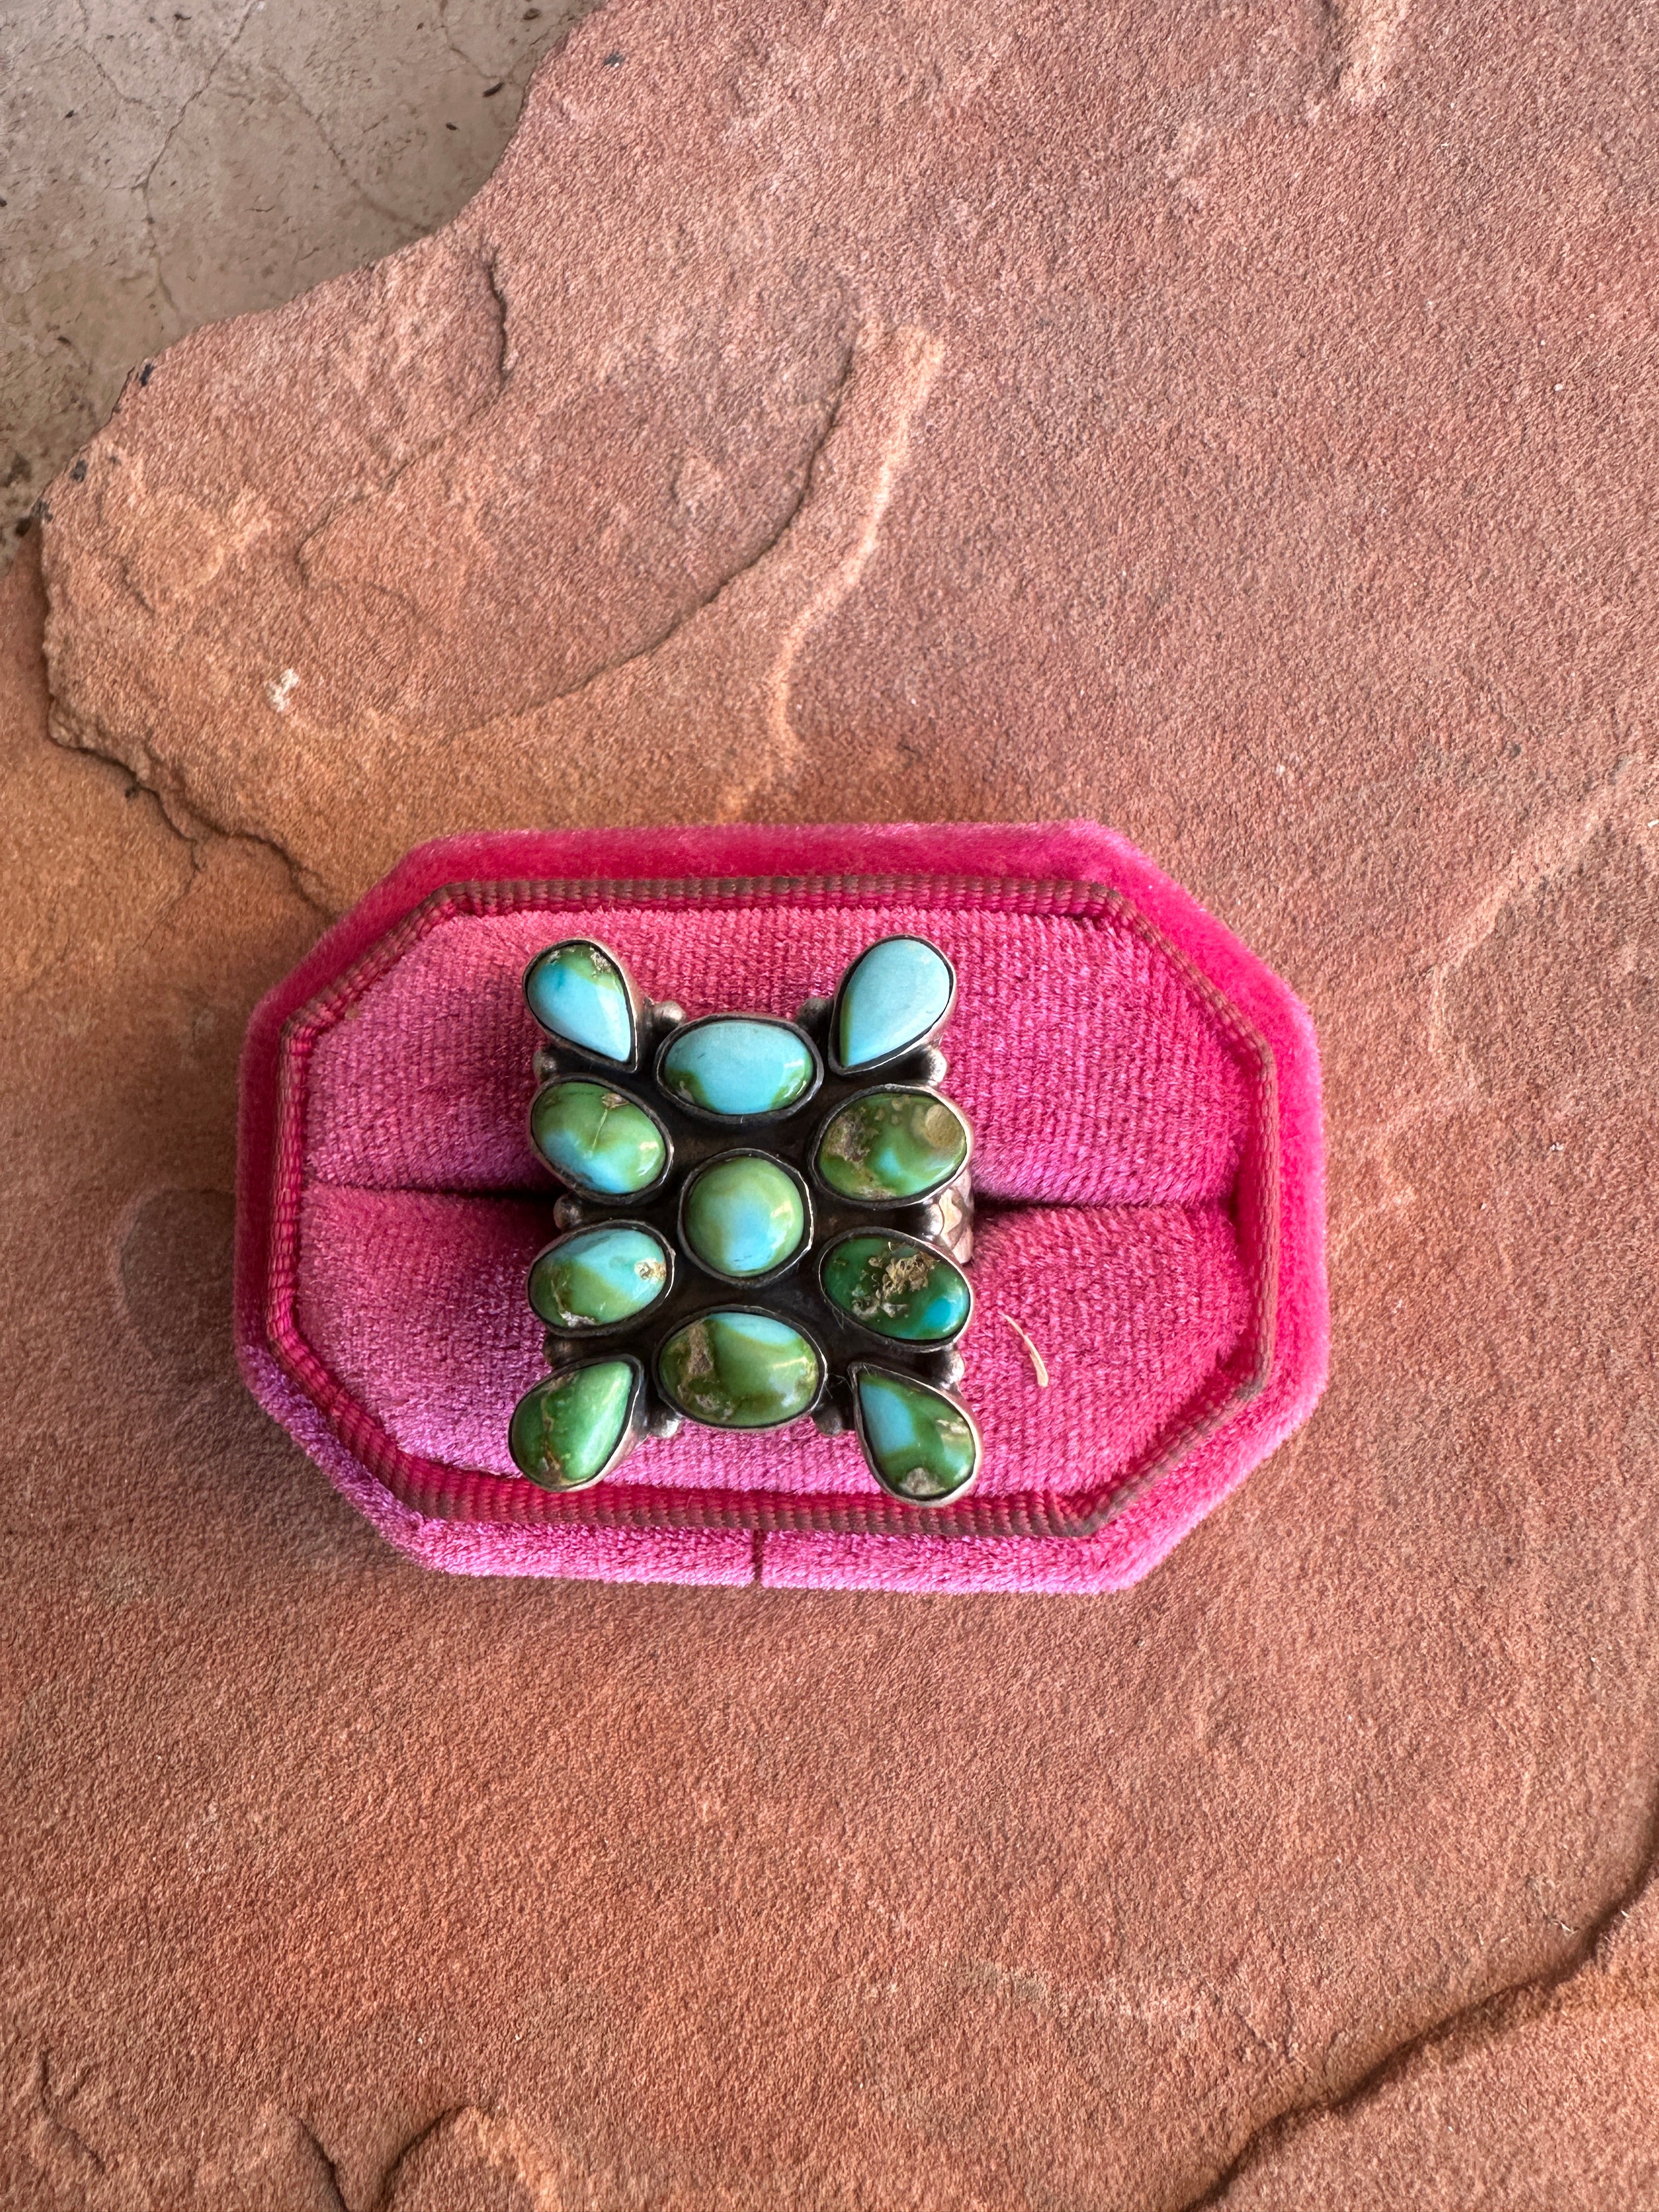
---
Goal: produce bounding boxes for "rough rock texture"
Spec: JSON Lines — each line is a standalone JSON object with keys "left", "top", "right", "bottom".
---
{"left": 5, "top": 0, "right": 1658, "bottom": 2202}
{"left": 0, "top": 0, "right": 599, "bottom": 565}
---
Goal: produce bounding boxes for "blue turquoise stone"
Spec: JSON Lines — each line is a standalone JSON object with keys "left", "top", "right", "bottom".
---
{"left": 530, "top": 1080, "right": 668, "bottom": 1195}
{"left": 524, "top": 940, "right": 634, "bottom": 1062}
{"left": 836, "top": 936, "right": 953, "bottom": 1068}
{"left": 529, "top": 1226, "right": 670, "bottom": 1329}
{"left": 682, "top": 1156, "right": 806, "bottom": 1278}
{"left": 815, "top": 1089, "right": 969, "bottom": 1202}
{"left": 856, "top": 1370, "right": 980, "bottom": 1503}
{"left": 658, "top": 1313, "right": 822, "bottom": 1427}
{"left": 658, "top": 1018, "right": 815, "bottom": 1117}
{"left": 821, "top": 1234, "right": 971, "bottom": 1344}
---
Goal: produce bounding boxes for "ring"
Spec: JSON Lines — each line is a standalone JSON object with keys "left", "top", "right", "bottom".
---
{"left": 507, "top": 932, "right": 981, "bottom": 1506}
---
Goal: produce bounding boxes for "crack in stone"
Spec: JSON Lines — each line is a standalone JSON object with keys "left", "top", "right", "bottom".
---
{"left": 1176, "top": 1783, "right": 1659, "bottom": 2207}
{"left": 483, "top": 246, "right": 513, "bottom": 379}
{"left": 34, "top": 2046, "right": 109, "bottom": 2177}
{"left": 292, "top": 2114, "right": 350, "bottom": 2211}
{"left": 437, "top": 0, "right": 496, "bottom": 83}
{"left": 42, "top": 314, "right": 939, "bottom": 900}
{"left": 291, "top": 248, "right": 514, "bottom": 579}
{"left": 264, "top": 63, "right": 435, "bottom": 238}
{"left": 43, "top": 706, "right": 332, "bottom": 916}
{"left": 1424, "top": 755, "right": 1657, "bottom": 1091}
{"left": 136, "top": 0, "right": 263, "bottom": 332}
{"left": 372, "top": 2103, "right": 563, "bottom": 2208}
{"left": 70, "top": 0, "right": 162, "bottom": 126}
{"left": 1331, "top": 753, "right": 1658, "bottom": 1264}
{"left": 443, "top": 331, "right": 865, "bottom": 728}
{"left": 731, "top": 321, "right": 943, "bottom": 818}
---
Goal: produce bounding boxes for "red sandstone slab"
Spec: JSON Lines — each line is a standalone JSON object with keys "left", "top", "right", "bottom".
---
{"left": 8, "top": 0, "right": 1659, "bottom": 2200}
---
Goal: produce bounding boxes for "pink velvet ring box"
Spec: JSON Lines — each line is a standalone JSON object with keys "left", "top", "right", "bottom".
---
{"left": 235, "top": 821, "right": 1328, "bottom": 1594}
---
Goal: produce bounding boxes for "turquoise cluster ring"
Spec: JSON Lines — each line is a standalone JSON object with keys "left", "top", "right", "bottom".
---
{"left": 508, "top": 933, "right": 981, "bottom": 1506}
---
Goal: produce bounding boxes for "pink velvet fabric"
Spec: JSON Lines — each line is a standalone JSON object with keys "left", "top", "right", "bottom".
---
{"left": 236, "top": 821, "right": 1328, "bottom": 1592}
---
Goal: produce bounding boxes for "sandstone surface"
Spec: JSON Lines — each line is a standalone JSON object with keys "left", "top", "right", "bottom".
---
{"left": 1, "top": 0, "right": 599, "bottom": 562}
{"left": 5, "top": 0, "right": 1658, "bottom": 2201}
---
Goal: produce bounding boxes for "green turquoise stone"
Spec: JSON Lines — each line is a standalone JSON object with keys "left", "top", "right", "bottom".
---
{"left": 856, "top": 1370, "right": 980, "bottom": 1503}
{"left": 658, "top": 1018, "right": 815, "bottom": 1117}
{"left": 821, "top": 1234, "right": 971, "bottom": 1344}
{"left": 524, "top": 940, "right": 634, "bottom": 1062}
{"left": 682, "top": 1156, "right": 806, "bottom": 1278}
{"left": 509, "top": 1361, "right": 635, "bottom": 1488}
{"left": 529, "top": 1226, "right": 670, "bottom": 1329}
{"left": 658, "top": 1312, "right": 822, "bottom": 1428}
{"left": 837, "top": 936, "right": 953, "bottom": 1067}
{"left": 531, "top": 1080, "right": 668, "bottom": 1195}
{"left": 815, "top": 1089, "right": 969, "bottom": 1202}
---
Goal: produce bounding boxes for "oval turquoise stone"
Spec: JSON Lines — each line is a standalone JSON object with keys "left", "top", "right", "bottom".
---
{"left": 837, "top": 936, "right": 953, "bottom": 1068}
{"left": 821, "top": 1234, "right": 971, "bottom": 1344}
{"left": 509, "top": 1360, "right": 635, "bottom": 1488}
{"left": 658, "top": 1018, "right": 815, "bottom": 1117}
{"left": 531, "top": 1080, "right": 667, "bottom": 1195}
{"left": 682, "top": 1156, "right": 806, "bottom": 1278}
{"left": 856, "top": 1370, "right": 980, "bottom": 1503}
{"left": 529, "top": 1226, "right": 670, "bottom": 1329}
{"left": 524, "top": 940, "right": 634, "bottom": 1062}
{"left": 658, "top": 1312, "right": 821, "bottom": 1428}
{"left": 815, "top": 1089, "right": 969, "bottom": 1202}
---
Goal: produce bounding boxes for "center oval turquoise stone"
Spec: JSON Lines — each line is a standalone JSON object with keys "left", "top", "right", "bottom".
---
{"left": 509, "top": 1360, "right": 635, "bottom": 1488}
{"left": 815, "top": 1089, "right": 969, "bottom": 1202}
{"left": 529, "top": 1226, "right": 671, "bottom": 1329}
{"left": 856, "top": 1369, "right": 980, "bottom": 1503}
{"left": 658, "top": 1312, "right": 822, "bottom": 1427}
{"left": 658, "top": 1018, "right": 816, "bottom": 1118}
{"left": 837, "top": 936, "right": 953, "bottom": 1068}
{"left": 531, "top": 1080, "right": 668, "bottom": 1195}
{"left": 524, "top": 940, "right": 635, "bottom": 1062}
{"left": 681, "top": 1156, "right": 806, "bottom": 1278}
{"left": 821, "top": 1234, "right": 971, "bottom": 1344}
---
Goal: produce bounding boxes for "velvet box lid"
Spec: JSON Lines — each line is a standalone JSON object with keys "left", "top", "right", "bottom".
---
{"left": 236, "top": 820, "right": 1327, "bottom": 1594}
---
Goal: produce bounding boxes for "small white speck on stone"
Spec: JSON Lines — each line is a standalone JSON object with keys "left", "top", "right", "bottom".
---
{"left": 267, "top": 667, "right": 299, "bottom": 712}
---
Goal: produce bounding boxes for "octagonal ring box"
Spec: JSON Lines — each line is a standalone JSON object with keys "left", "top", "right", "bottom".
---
{"left": 236, "top": 821, "right": 1328, "bottom": 1594}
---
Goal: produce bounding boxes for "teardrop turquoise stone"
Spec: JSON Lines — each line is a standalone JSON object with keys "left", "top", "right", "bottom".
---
{"left": 658, "top": 1313, "right": 821, "bottom": 1428}
{"left": 815, "top": 1089, "right": 968, "bottom": 1201}
{"left": 531, "top": 1080, "right": 667, "bottom": 1195}
{"left": 509, "top": 1361, "right": 635, "bottom": 1488}
{"left": 682, "top": 1156, "right": 806, "bottom": 1278}
{"left": 821, "top": 1235, "right": 970, "bottom": 1344}
{"left": 524, "top": 941, "right": 634, "bottom": 1062}
{"left": 856, "top": 1370, "right": 980, "bottom": 1503}
{"left": 529, "top": 1226, "right": 670, "bottom": 1329}
{"left": 658, "top": 1018, "right": 815, "bottom": 1116}
{"left": 836, "top": 937, "right": 952, "bottom": 1068}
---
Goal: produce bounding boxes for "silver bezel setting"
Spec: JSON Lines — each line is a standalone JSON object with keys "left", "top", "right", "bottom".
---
{"left": 652, "top": 1012, "right": 824, "bottom": 1126}
{"left": 654, "top": 1307, "right": 830, "bottom": 1432}
{"left": 809, "top": 1083, "right": 974, "bottom": 1210}
{"left": 509, "top": 1353, "right": 650, "bottom": 1492}
{"left": 825, "top": 934, "right": 959, "bottom": 1080}
{"left": 848, "top": 1361, "right": 984, "bottom": 1507}
{"left": 676, "top": 1149, "right": 816, "bottom": 1289}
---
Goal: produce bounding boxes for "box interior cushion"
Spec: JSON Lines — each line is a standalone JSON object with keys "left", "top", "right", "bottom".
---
{"left": 279, "top": 891, "right": 1270, "bottom": 1532}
